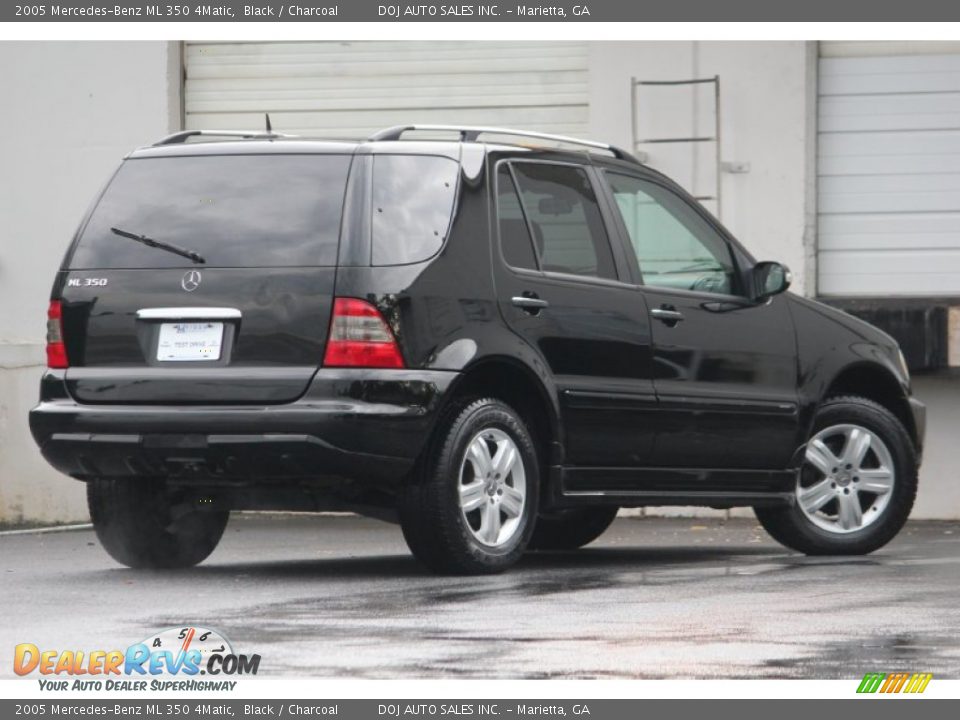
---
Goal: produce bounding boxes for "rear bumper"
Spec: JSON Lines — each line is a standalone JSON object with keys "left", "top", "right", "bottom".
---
{"left": 30, "top": 368, "right": 457, "bottom": 485}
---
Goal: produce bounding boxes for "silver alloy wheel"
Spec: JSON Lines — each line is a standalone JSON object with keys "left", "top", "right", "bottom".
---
{"left": 797, "top": 423, "right": 896, "bottom": 534}
{"left": 458, "top": 428, "right": 527, "bottom": 548}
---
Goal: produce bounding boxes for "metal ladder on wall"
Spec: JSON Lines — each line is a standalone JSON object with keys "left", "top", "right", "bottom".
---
{"left": 630, "top": 75, "right": 722, "bottom": 219}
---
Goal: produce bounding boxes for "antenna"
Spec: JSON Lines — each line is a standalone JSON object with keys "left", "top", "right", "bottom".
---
{"left": 265, "top": 113, "right": 273, "bottom": 134}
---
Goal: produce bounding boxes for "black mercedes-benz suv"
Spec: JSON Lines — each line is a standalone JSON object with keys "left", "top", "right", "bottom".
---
{"left": 30, "top": 124, "right": 926, "bottom": 574}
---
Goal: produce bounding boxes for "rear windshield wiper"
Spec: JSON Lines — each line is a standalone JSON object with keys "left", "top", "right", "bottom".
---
{"left": 110, "top": 227, "right": 206, "bottom": 265}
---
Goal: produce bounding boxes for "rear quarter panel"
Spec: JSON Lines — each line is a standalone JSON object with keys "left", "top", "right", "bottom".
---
{"left": 333, "top": 145, "right": 565, "bottom": 445}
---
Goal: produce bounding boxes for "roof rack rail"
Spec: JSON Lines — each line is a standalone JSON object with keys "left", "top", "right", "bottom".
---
{"left": 368, "top": 124, "right": 639, "bottom": 163}
{"left": 152, "top": 129, "right": 295, "bottom": 146}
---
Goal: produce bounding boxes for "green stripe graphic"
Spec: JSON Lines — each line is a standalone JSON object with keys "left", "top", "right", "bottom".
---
{"left": 857, "top": 673, "right": 886, "bottom": 693}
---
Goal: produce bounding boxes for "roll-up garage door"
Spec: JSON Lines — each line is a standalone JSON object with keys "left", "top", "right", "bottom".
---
{"left": 183, "top": 41, "right": 589, "bottom": 139}
{"left": 818, "top": 44, "right": 960, "bottom": 296}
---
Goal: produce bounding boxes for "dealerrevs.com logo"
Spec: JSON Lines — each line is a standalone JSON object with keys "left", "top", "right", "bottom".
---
{"left": 14, "top": 626, "right": 260, "bottom": 692}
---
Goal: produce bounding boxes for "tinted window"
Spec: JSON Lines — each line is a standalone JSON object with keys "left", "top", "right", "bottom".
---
{"left": 511, "top": 163, "right": 616, "bottom": 280}
{"left": 607, "top": 173, "right": 737, "bottom": 295}
{"left": 496, "top": 165, "right": 538, "bottom": 270}
{"left": 70, "top": 155, "right": 351, "bottom": 269}
{"left": 372, "top": 155, "right": 459, "bottom": 265}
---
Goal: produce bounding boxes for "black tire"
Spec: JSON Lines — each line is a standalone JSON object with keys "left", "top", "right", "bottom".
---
{"left": 755, "top": 395, "right": 917, "bottom": 555}
{"left": 399, "top": 397, "right": 540, "bottom": 575}
{"left": 87, "top": 477, "right": 229, "bottom": 569}
{"left": 529, "top": 507, "right": 619, "bottom": 551}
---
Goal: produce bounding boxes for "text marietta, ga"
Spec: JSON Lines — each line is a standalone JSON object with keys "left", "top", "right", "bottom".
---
{"left": 379, "top": 705, "right": 589, "bottom": 717}
{"left": 378, "top": 5, "right": 591, "bottom": 17}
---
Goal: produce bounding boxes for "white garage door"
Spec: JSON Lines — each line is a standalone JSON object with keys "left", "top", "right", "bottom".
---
{"left": 184, "top": 41, "right": 589, "bottom": 139}
{"left": 818, "top": 46, "right": 960, "bottom": 296}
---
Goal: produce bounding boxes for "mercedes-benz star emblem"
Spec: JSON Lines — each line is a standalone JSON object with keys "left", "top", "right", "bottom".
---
{"left": 181, "top": 269, "right": 202, "bottom": 292}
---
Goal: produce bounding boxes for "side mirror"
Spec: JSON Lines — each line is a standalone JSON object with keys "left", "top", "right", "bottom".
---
{"left": 751, "top": 261, "right": 792, "bottom": 301}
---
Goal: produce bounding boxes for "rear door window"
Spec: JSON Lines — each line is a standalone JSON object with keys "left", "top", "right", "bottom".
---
{"left": 496, "top": 164, "right": 539, "bottom": 271}
{"left": 509, "top": 162, "right": 617, "bottom": 280}
{"left": 70, "top": 154, "right": 352, "bottom": 269}
{"left": 372, "top": 155, "right": 460, "bottom": 266}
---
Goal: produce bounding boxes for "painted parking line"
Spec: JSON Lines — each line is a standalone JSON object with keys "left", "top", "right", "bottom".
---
{"left": 0, "top": 523, "right": 93, "bottom": 537}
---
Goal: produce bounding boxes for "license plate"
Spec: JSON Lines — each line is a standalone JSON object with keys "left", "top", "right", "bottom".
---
{"left": 157, "top": 322, "right": 224, "bottom": 362}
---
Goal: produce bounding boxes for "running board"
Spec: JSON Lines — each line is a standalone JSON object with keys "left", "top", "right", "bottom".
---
{"left": 554, "top": 466, "right": 796, "bottom": 509}
{"left": 557, "top": 490, "right": 795, "bottom": 509}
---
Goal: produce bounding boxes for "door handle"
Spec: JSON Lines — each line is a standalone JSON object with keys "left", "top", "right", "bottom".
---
{"left": 651, "top": 306, "right": 685, "bottom": 324}
{"left": 512, "top": 295, "right": 549, "bottom": 313}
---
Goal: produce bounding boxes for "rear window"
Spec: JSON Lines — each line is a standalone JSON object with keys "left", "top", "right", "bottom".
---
{"left": 372, "top": 155, "right": 459, "bottom": 266}
{"left": 69, "top": 155, "right": 352, "bottom": 269}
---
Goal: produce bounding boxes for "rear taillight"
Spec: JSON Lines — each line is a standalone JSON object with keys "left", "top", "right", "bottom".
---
{"left": 323, "top": 297, "right": 405, "bottom": 369}
{"left": 46, "top": 300, "right": 68, "bottom": 369}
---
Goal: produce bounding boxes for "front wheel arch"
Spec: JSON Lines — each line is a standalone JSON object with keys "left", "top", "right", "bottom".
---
{"left": 815, "top": 361, "right": 917, "bottom": 450}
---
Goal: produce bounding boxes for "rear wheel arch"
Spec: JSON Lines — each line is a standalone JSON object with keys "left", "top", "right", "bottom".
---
{"left": 439, "top": 357, "right": 562, "bottom": 469}
{"left": 820, "top": 362, "right": 917, "bottom": 448}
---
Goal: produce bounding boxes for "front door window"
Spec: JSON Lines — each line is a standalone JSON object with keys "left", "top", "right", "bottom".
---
{"left": 606, "top": 172, "right": 737, "bottom": 295}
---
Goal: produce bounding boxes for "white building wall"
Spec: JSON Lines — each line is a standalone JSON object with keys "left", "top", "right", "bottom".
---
{"left": 910, "top": 377, "right": 960, "bottom": 519}
{"left": 0, "top": 42, "right": 179, "bottom": 524}
{"left": 588, "top": 41, "right": 816, "bottom": 296}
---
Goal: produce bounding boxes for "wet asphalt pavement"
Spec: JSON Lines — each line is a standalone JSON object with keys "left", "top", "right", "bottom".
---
{"left": 2, "top": 514, "right": 960, "bottom": 679}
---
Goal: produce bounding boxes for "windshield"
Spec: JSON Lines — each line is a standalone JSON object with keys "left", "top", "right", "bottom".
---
{"left": 69, "top": 154, "right": 352, "bottom": 269}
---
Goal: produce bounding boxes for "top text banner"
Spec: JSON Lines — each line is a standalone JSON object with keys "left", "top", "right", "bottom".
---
{"left": 6, "top": 0, "right": 960, "bottom": 22}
